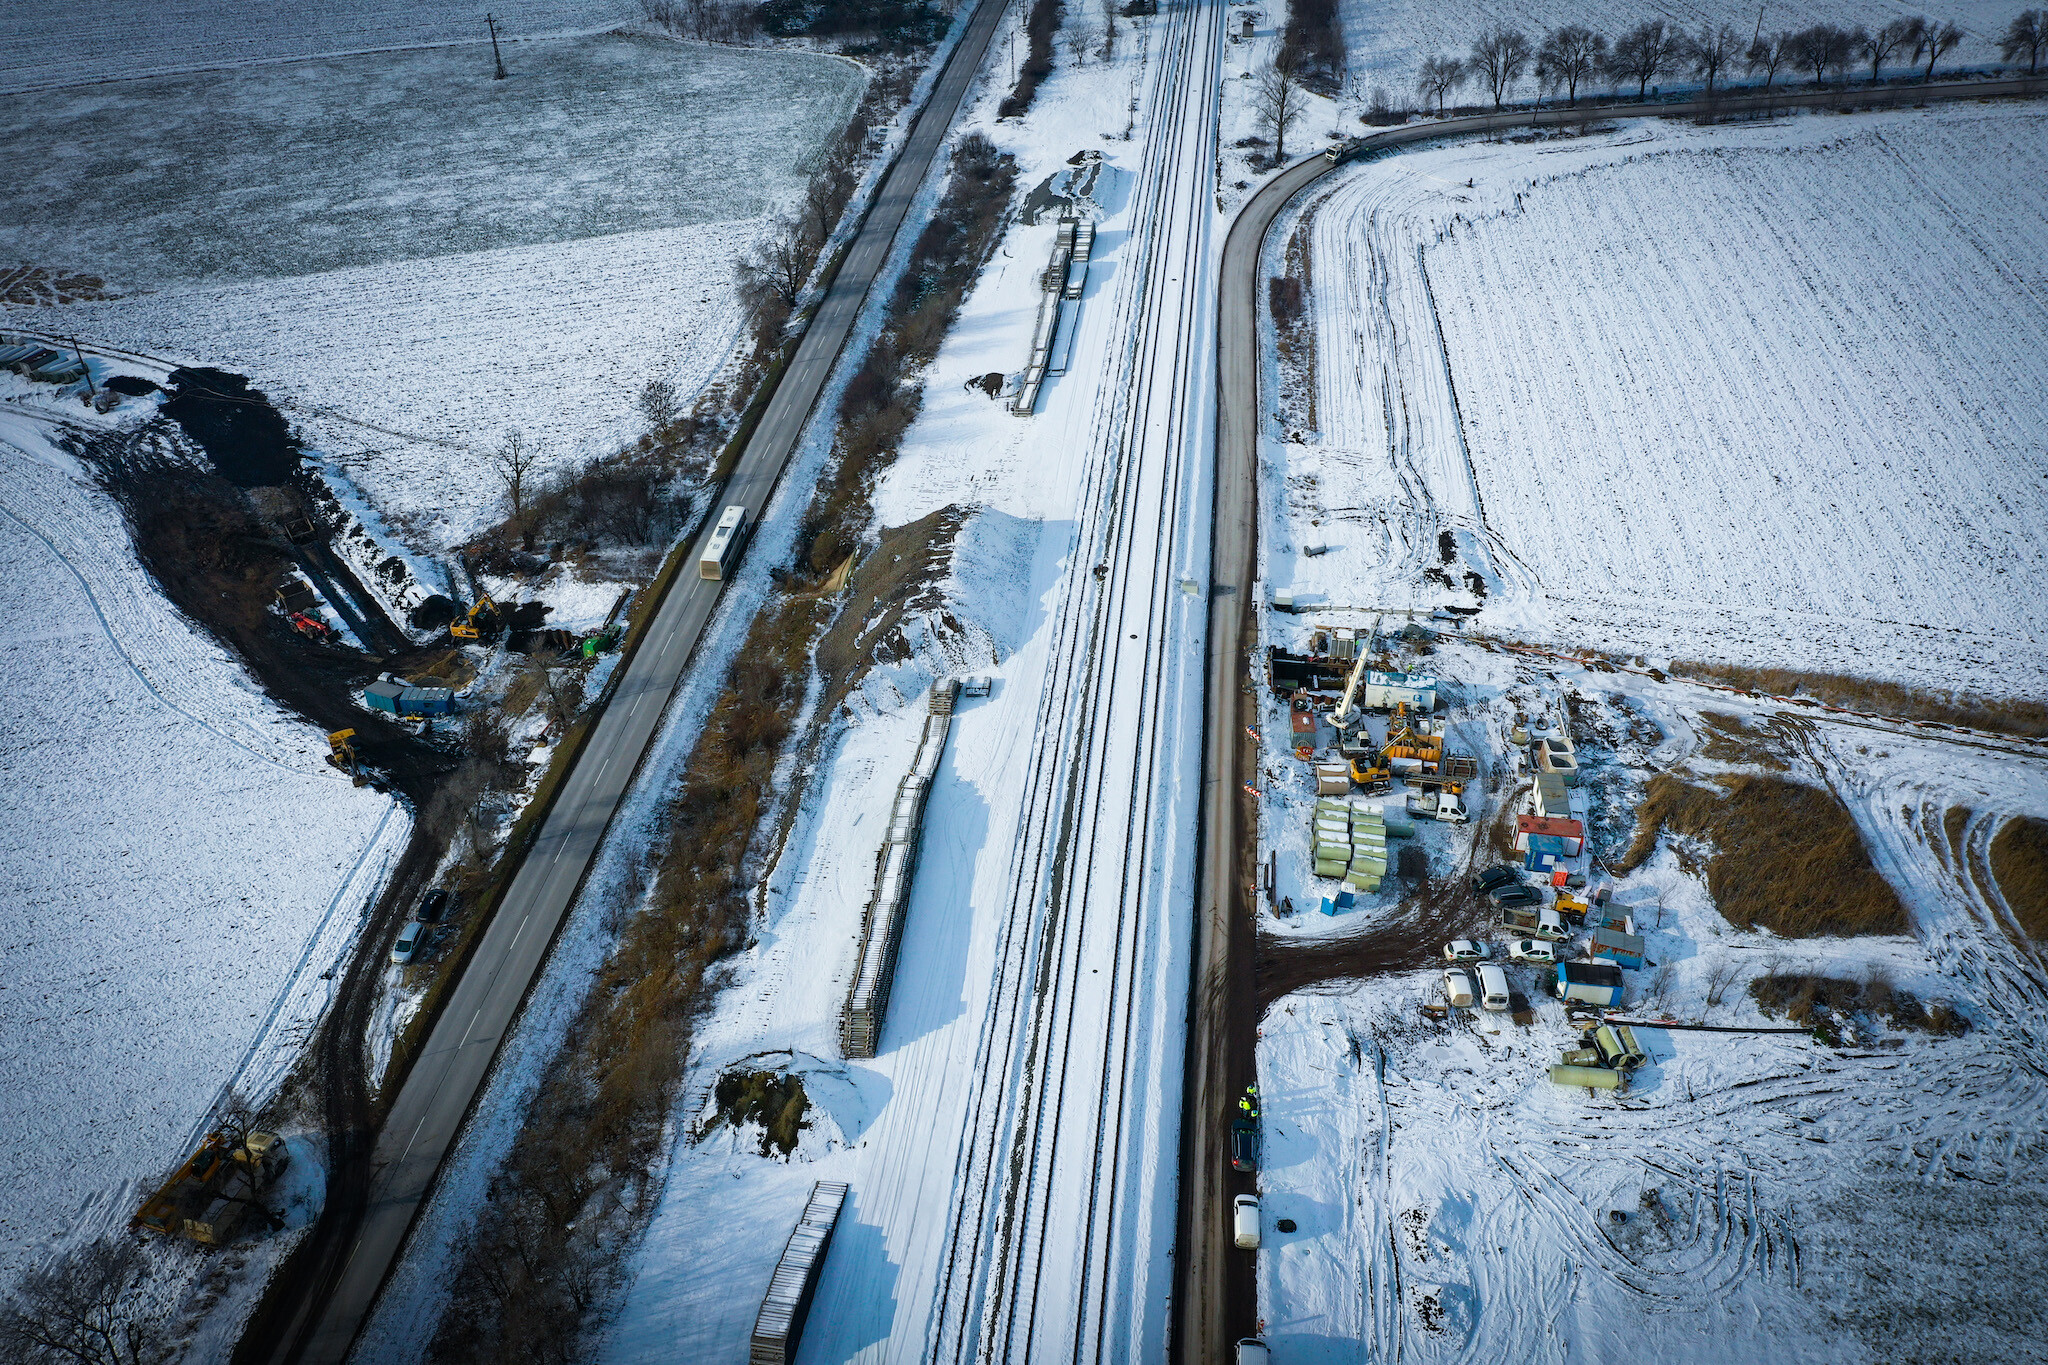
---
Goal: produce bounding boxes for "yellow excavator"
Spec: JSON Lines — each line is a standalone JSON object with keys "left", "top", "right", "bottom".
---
{"left": 325, "top": 729, "right": 368, "bottom": 786}
{"left": 450, "top": 592, "right": 500, "bottom": 641}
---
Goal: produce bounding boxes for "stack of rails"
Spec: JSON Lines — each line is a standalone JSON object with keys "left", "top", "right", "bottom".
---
{"left": 1309, "top": 797, "right": 1415, "bottom": 892}
{"left": 840, "top": 679, "right": 960, "bottom": 1058}
{"left": 749, "top": 1180, "right": 849, "bottom": 1364}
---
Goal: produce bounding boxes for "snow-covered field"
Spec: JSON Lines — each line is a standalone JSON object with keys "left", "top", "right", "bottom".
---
{"left": 1248, "top": 642, "right": 2048, "bottom": 1363}
{"left": 1335, "top": 0, "right": 2019, "bottom": 96}
{"left": 2, "top": 31, "right": 865, "bottom": 546}
{"left": 0, "top": 0, "right": 634, "bottom": 93}
{"left": 0, "top": 399, "right": 403, "bottom": 1290}
{"left": 1270, "top": 104, "right": 2048, "bottom": 698}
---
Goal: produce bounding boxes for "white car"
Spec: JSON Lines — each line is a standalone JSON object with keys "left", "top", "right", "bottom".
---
{"left": 1507, "top": 938, "right": 1557, "bottom": 963}
{"left": 1442, "top": 938, "right": 1492, "bottom": 963}
{"left": 1443, "top": 969, "right": 1476, "bottom": 1009}
{"left": 390, "top": 920, "right": 428, "bottom": 965}
{"left": 1532, "top": 907, "right": 1571, "bottom": 941}
{"left": 1233, "top": 1194, "right": 1261, "bottom": 1249}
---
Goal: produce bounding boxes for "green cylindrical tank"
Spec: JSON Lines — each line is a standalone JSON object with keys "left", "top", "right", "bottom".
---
{"left": 1549, "top": 1064, "right": 1622, "bottom": 1090}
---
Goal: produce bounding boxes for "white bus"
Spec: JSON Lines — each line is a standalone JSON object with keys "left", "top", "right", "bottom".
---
{"left": 699, "top": 505, "right": 749, "bottom": 580}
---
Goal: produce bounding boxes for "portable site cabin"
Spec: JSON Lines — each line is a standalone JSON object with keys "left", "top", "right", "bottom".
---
{"left": 750, "top": 1181, "right": 848, "bottom": 1364}
{"left": 1363, "top": 670, "right": 1436, "bottom": 712}
{"left": 1514, "top": 815, "right": 1584, "bottom": 858}
{"left": 1554, "top": 960, "right": 1624, "bottom": 1007}
{"left": 1530, "top": 772, "right": 1571, "bottom": 820}
{"left": 1590, "top": 926, "right": 1646, "bottom": 969}
{"left": 1523, "top": 835, "right": 1569, "bottom": 873}
{"left": 365, "top": 679, "right": 455, "bottom": 717}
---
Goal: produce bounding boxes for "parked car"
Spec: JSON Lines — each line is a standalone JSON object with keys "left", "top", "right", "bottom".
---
{"left": 1471, "top": 866, "right": 1520, "bottom": 894}
{"left": 1491, "top": 884, "right": 1541, "bottom": 908}
{"left": 390, "top": 920, "right": 429, "bottom": 965}
{"left": 1443, "top": 969, "right": 1476, "bottom": 1008}
{"left": 1443, "top": 938, "right": 1492, "bottom": 963}
{"left": 1533, "top": 907, "right": 1571, "bottom": 940}
{"left": 1477, "top": 963, "right": 1511, "bottom": 1012}
{"left": 1236, "top": 1339, "right": 1272, "bottom": 1365}
{"left": 416, "top": 888, "right": 450, "bottom": 923}
{"left": 1507, "top": 938, "right": 1557, "bottom": 963}
{"left": 1233, "top": 1194, "right": 1261, "bottom": 1249}
{"left": 1230, "top": 1118, "right": 1259, "bottom": 1173}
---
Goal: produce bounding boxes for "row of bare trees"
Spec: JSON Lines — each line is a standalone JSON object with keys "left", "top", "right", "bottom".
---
{"left": 1416, "top": 12, "right": 2038, "bottom": 115}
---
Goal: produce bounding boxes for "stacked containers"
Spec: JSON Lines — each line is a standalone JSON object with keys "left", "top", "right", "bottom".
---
{"left": 1348, "top": 801, "right": 1386, "bottom": 891}
{"left": 1312, "top": 798, "right": 1350, "bottom": 878}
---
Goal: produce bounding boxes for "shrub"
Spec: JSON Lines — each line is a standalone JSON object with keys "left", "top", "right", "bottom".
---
{"left": 1990, "top": 816, "right": 2048, "bottom": 939}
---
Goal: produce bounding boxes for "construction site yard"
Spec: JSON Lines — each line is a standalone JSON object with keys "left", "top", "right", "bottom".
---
{"left": 1248, "top": 95, "right": 2048, "bottom": 1362}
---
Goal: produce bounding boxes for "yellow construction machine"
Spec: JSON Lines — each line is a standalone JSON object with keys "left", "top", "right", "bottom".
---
{"left": 325, "top": 729, "right": 368, "bottom": 786}
{"left": 133, "top": 1128, "right": 291, "bottom": 1246}
{"left": 450, "top": 593, "right": 500, "bottom": 641}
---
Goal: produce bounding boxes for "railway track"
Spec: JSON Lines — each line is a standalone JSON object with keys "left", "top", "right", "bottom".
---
{"left": 925, "top": 3, "right": 1222, "bottom": 1360}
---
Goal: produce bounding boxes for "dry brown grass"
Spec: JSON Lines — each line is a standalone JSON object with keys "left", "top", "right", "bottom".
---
{"left": 1617, "top": 773, "right": 1907, "bottom": 937}
{"left": 1669, "top": 660, "right": 2048, "bottom": 738}
{"left": 1750, "top": 969, "right": 1969, "bottom": 1036}
{"left": 1695, "top": 711, "right": 1788, "bottom": 770}
{"left": 1990, "top": 816, "right": 2048, "bottom": 939}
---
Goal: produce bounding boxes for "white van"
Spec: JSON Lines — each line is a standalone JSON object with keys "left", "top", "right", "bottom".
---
{"left": 1478, "top": 963, "right": 1511, "bottom": 1012}
{"left": 1233, "top": 1194, "right": 1261, "bottom": 1249}
{"left": 1236, "top": 1340, "right": 1272, "bottom": 1365}
{"left": 1443, "top": 969, "right": 1476, "bottom": 1009}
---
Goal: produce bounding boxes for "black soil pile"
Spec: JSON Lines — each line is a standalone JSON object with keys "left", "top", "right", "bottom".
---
{"left": 159, "top": 367, "right": 303, "bottom": 487}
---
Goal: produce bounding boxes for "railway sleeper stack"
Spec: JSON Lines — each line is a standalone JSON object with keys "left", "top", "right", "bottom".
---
{"left": 749, "top": 1180, "right": 849, "bottom": 1364}
{"left": 1310, "top": 796, "right": 1414, "bottom": 892}
{"left": 841, "top": 679, "right": 959, "bottom": 1057}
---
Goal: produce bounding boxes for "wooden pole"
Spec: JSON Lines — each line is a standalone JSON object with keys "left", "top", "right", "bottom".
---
{"left": 486, "top": 13, "right": 508, "bottom": 79}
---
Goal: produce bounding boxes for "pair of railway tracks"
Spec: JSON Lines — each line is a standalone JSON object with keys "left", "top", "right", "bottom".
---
{"left": 925, "top": 3, "right": 1223, "bottom": 1361}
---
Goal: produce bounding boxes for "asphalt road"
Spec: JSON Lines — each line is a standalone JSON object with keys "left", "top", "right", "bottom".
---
{"left": 1181, "top": 73, "right": 2045, "bottom": 1364}
{"left": 273, "top": 5, "right": 1010, "bottom": 1360}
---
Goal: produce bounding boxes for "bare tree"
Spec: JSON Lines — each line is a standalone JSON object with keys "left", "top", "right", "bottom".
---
{"left": 1416, "top": 54, "right": 1466, "bottom": 114}
{"left": 734, "top": 218, "right": 810, "bottom": 312}
{"left": 1686, "top": 23, "right": 1741, "bottom": 95}
{"left": 637, "top": 378, "right": 680, "bottom": 432}
{"left": 0, "top": 1240, "right": 165, "bottom": 1365}
{"left": 1905, "top": 16, "right": 1965, "bottom": 78}
{"left": 1468, "top": 26, "right": 1534, "bottom": 109}
{"left": 1745, "top": 29, "right": 1796, "bottom": 87}
{"left": 1536, "top": 25, "right": 1606, "bottom": 104}
{"left": 1704, "top": 957, "right": 1744, "bottom": 1009}
{"left": 1608, "top": 19, "right": 1682, "bottom": 97}
{"left": 1859, "top": 18, "right": 1917, "bottom": 79}
{"left": 1793, "top": 24, "right": 1857, "bottom": 86}
{"left": 1252, "top": 61, "right": 1307, "bottom": 162}
{"left": 490, "top": 428, "right": 539, "bottom": 540}
{"left": 2003, "top": 9, "right": 2046, "bottom": 72}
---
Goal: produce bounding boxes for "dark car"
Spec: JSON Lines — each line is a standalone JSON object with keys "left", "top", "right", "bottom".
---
{"left": 1491, "top": 884, "right": 1541, "bottom": 908}
{"left": 416, "top": 888, "right": 451, "bottom": 923}
{"left": 1471, "top": 866, "right": 1520, "bottom": 894}
{"left": 1230, "top": 1118, "right": 1259, "bottom": 1173}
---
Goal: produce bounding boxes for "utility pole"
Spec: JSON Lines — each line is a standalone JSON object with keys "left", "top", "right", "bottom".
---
{"left": 486, "top": 13, "right": 508, "bottom": 79}
{"left": 68, "top": 336, "right": 95, "bottom": 399}
{"left": 1754, "top": 5, "right": 1765, "bottom": 47}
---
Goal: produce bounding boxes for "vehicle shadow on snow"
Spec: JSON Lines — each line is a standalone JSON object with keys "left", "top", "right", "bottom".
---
{"left": 807, "top": 1186, "right": 899, "bottom": 1361}
{"left": 880, "top": 747, "right": 990, "bottom": 1052}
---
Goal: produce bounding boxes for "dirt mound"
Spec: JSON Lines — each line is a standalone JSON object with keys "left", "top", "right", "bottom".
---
{"left": 159, "top": 367, "right": 302, "bottom": 488}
